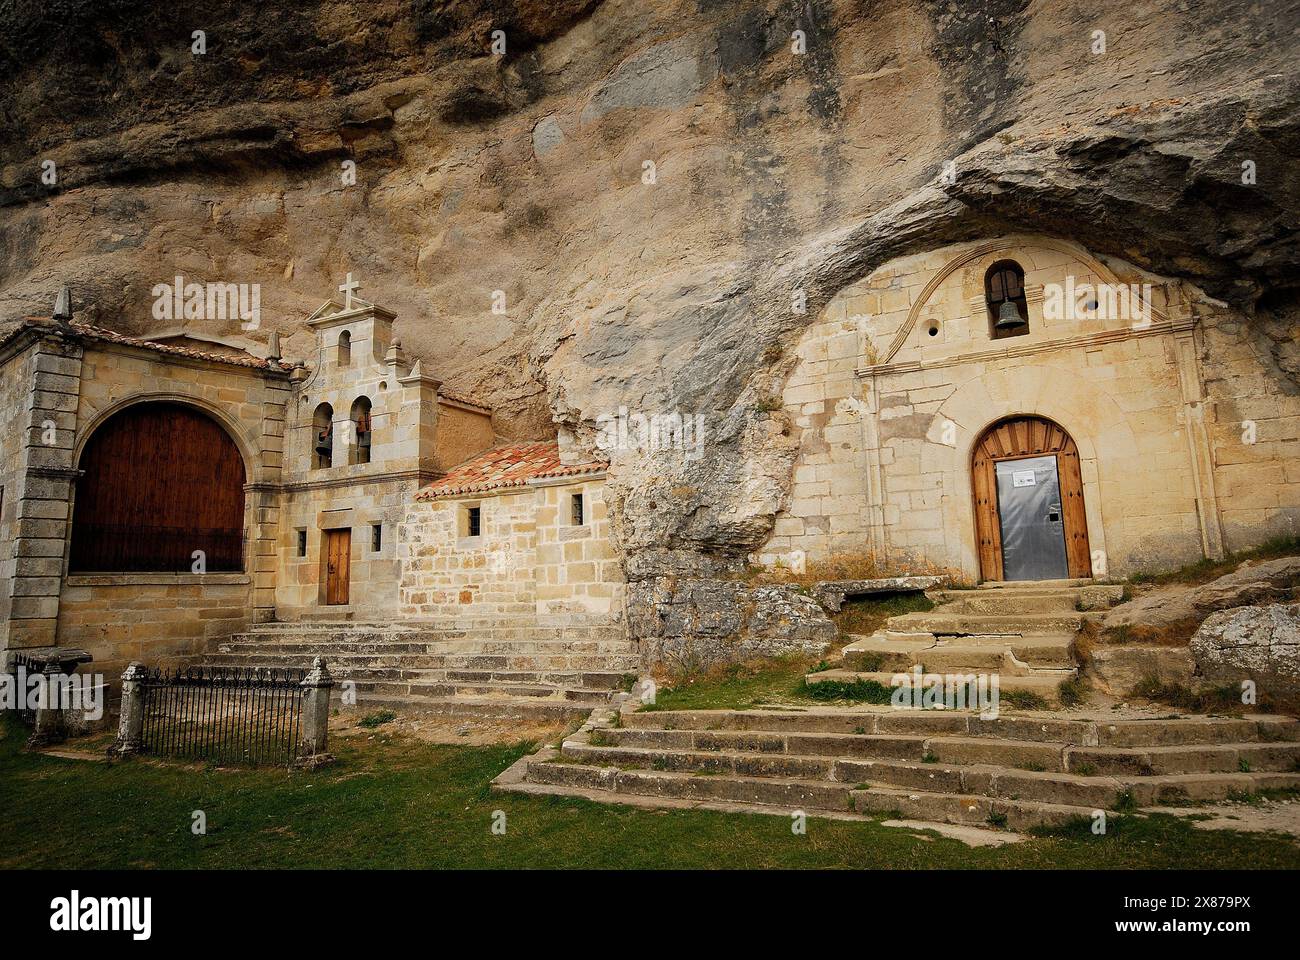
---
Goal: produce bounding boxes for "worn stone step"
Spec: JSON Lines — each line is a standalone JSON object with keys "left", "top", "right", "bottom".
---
{"left": 334, "top": 693, "right": 591, "bottom": 722}
{"left": 526, "top": 760, "right": 853, "bottom": 812}
{"left": 806, "top": 669, "right": 1074, "bottom": 697}
{"left": 584, "top": 730, "right": 930, "bottom": 762}
{"left": 937, "top": 594, "right": 1082, "bottom": 615}
{"left": 1095, "top": 716, "right": 1300, "bottom": 747}
{"left": 850, "top": 786, "right": 1094, "bottom": 831}
{"left": 206, "top": 651, "right": 641, "bottom": 672}
{"left": 974, "top": 578, "right": 1097, "bottom": 590}
{"left": 890, "top": 612, "right": 1086, "bottom": 634}
{"left": 1065, "top": 742, "right": 1300, "bottom": 776}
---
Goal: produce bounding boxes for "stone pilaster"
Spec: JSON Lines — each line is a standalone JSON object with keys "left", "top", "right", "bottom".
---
{"left": 7, "top": 335, "right": 83, "bottom": 648}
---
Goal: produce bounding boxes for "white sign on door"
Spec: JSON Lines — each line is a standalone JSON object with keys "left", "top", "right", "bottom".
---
{"left": 1012, "top": 470, "right": 1036, "bottom": 488}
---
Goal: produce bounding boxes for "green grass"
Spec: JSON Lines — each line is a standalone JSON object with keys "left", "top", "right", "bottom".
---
{"left": 3, "top": 719, "right": 1298, "bottom": 870}
{"left": 1126, "top": 535, "right": 1300, "bottom": 588}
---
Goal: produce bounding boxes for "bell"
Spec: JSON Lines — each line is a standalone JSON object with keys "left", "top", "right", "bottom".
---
{"left": 995, "top": 300, "right": 1024, "bottom": 329}
{"left": 314, "top": 427, "right": 333, "bottom": 458}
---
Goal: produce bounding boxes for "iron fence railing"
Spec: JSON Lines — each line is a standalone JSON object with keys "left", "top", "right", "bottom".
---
{"left": 139, "top": 666, "right": 306, "bottom": 766}
{"left": 5, "top": 652, "right": 38, "bottom": 726}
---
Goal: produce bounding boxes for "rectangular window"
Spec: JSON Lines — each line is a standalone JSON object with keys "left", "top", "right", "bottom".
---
{"left": 371, "top": 523, "right": 382, "bottom": 552}
{"left": 467, "top": 506, "right": 482, "bottom": 538}
{"left": 297, "top": 530, "right": 307, "bottom": 557}
{"left": 570, "top": 492, "right": 584, "bottom": 526}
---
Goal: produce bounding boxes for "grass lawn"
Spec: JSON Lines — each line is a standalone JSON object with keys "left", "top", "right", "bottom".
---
{"left": 3, "top": 719, "right": 1297, "bottom": 869}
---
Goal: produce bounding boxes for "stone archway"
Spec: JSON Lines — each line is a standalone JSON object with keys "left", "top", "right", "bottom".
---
{"left": 971, "top": 415, "right": 1091, "bottom": 581}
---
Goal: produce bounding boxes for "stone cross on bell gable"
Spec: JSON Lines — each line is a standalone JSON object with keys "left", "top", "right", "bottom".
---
{"left": 338, "top": 272, "right": 361, "bottom": 310}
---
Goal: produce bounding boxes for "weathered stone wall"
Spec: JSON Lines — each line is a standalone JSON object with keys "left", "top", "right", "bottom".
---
{"left": 628, "top": 578, "right": 835, "bottom": 673}
{"left": 56, "top": 575, "right": 250, "bottom": 681}
{"left": 758, "top": 236, "right": 1298, "bottom": 580}
{"left": 433, "top": 401, "right": 496, "bottom": 474}
{"left": 533, "top": 480, "right": 622, "bottom": 616}
{"left": 398, "top": 477, "right": 623, "bottom": 620}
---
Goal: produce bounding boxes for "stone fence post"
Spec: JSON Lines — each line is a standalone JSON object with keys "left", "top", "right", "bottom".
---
{"left": 28, "top": 661, "right": 68, "bottom": 747}
{"left": 296, "top": 657, "right": 335, "bottom": 767}
{"left": 112, "top": 662, "right": 148, "bottom": 756}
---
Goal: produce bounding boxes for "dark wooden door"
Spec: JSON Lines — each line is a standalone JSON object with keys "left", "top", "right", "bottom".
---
{"left": 70, "top": 402, "right": 246, "bottom": 571}
{"left": 972, "top": 416, "right": 1091, "bottom": 581}
{"left": 325, "top": 529, "right": 350, "bottom": 605}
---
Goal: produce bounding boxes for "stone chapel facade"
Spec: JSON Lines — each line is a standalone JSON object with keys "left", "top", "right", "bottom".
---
{"left": 0, "top": 291, "right": 619, "bottom": 681}
{"left": 755, "top": 235, "right": 1299, "bottom": 582}
{"left": 2, "top": 241, "right": 1297, "bottom": 681}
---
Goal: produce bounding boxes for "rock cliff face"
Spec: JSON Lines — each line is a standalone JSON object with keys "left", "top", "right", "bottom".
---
{"left": 2, "top": 0, "right": 1298, "bottom": 581}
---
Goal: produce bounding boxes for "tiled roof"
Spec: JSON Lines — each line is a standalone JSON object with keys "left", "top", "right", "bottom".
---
{"left": 2, "top": 317, "right": 293, "bottom": 370}
{"left": 416, "top": 440, "right": 607, "bottom": 500}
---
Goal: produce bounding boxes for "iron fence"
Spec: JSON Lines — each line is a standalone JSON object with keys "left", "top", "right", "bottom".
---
{"left": 139, "top": 666, "right": 307, "bottom": 766}
{"left": 5, "top": 652, "right": 38, "bottom": 726}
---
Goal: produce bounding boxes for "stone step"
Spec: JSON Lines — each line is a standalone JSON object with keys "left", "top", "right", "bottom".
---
{"left": 842, "top": 759, "right": 1300, "bottom": 807}
{"left": 204, "top": 652, "right": 643, "bottom": 672}
{"left": 1065, "top": 742, "right": 1300, "bottom": 776}
{"left": 936, "top": 594, "right": 1082, "bottom": 615}
{"left": 841, "top": 635, "right": 1076, "bottom": 671}
{"left": 525, "top": 760, "right": 854, "bottom": 812}
{"left": 622, "top": 709, "right": 1300, "bottom": 746}
{"left": 567, "top": 732, "right": 1300, "bottom": 781}
{"left": 890, "top": 612, "right": 1086, "bottom": 634}
{"left": 805, "top": 669, "right": 1074, "bottom": 697}
{"left": 358, "top": 678, "right": 613, "bottom": 704}
{"left": 221, "top": 638, "right": 638, "bottom": 656}
{"left": 975, "top": 578, "right": 1096, "bottom": 590}
{"left": 850, "top": 786, "right": 1093, "bottom": 831}
{"left": 335, "top": 693, "right": 593, "bottom": 723}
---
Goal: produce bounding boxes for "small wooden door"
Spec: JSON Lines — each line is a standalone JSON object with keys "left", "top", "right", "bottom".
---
{"left": 325, "top": 529, "right": 351, "bottom": 605}
{"left": 972, "top": 416, "right": 1091, "bottom": 581}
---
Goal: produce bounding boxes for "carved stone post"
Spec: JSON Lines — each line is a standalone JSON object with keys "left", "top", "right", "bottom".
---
{"left": 28, "top": 661, "right": 68, "bottom": 747}
{"left": 112, "top": 662, "right": 148, "bottom": 756}
{"left": 296, "top": 657, "right": 335, "bottom": 767}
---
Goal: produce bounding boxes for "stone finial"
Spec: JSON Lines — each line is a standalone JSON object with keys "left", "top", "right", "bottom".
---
{"left": 301, "top": 655, "right": 333, "bottom": 688}
{"left": 385, "top": 336, "right": 406, "bottom": 368}
{"left": 267, "top": 330, "right": 281, "bottom": 362}
{"left": 53, "top": 285, "right": 73, "bottom": 324}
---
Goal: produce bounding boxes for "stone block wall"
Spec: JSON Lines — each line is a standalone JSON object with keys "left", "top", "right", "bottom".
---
{"left": 273, "top": 479, "right": 414, "bottom": 616}
{"left": 398, "top": 478, "right": 624, "bottom": 620}
{"left": 55, "top": 574, "right": 250, "bottom": 681}
{"left": 533, "top": 480, "right": 623, "bottom": 616}
{"left": 759, "top": 235, "right": 1299, "bottom": 580}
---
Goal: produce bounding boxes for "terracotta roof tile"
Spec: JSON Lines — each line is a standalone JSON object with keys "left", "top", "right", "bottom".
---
{"left": 416, "top": 440, "right": 606, "bottom": 499}
{"left": 3, "top": 317, "right": 292, "bottom": 371}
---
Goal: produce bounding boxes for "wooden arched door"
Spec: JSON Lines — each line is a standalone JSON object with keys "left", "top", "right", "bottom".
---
{"left": 972, "top": 416, "right": 1090, "bottom": 581}
{"left": 71, "top": 402, "right": 247, "bottom": 572}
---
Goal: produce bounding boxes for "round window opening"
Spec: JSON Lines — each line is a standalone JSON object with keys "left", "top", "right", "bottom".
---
{"left": 928, "top": 325, "right": 939, "bottom": 337}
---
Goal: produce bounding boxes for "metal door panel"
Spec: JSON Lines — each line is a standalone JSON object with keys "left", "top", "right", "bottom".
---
{"left": 994, "top": 455, "right": 1069, "bottom": 581}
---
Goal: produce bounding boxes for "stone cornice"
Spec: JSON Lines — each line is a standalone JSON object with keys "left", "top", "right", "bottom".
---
{"left": 857, "top": 317, "right": 1196, "bottom": 379}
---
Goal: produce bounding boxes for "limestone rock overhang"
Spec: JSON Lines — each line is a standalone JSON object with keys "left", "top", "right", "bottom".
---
{"left": 415, "top": 439, "right": 607, "bottom": 501}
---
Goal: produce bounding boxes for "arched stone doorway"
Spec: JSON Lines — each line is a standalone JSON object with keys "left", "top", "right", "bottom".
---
{"left": 971, "top": 416, "right": 1091, "bottom": 581}
{"left": 70, "top": 401, "right": 247, "bottom": 572}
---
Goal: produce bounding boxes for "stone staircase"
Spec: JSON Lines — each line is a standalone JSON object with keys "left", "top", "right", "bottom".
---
{"left": 499, "top": 705, "right": 1300, "bottom": 830}
{"left": 809, "top": 578, "right": 1122, "bottom": 700}
{"left": 203, "top": 617, "right": 641, "bottom": 722}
